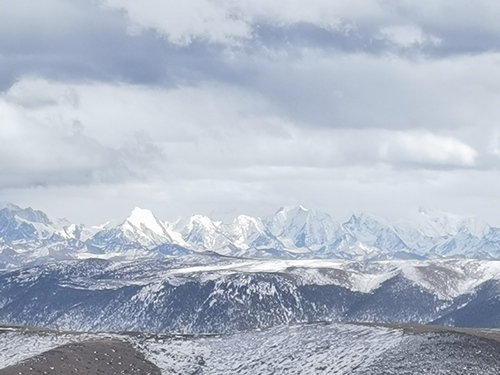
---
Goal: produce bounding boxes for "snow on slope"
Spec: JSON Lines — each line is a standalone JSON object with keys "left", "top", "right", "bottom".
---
{"left": 173, "top": 214, "right": 227, "bottom": 250}
{"left": 0, "top": 204, "right": 72, "bottom": 243}
{"left": 138, "top": 323, "right": 404, "bottom": 375}
{"left": 0, "top": 324, "right": 403, "bottom": 374}
{"left": 266, "top": 206, "right": 340, "bottom": 250}
{"left": 165, "top": 257, "right": 500, "bottom": 300}
{"left": 415, "top": 207, "right": 490, "bottom": 238}
{"left": 4, "top": 324, "right": 500, "bottom": 374}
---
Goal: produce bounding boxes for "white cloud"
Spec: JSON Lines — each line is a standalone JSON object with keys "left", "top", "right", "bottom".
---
{"left": 98, "top": 0, "right": 393, "bottom": 45}
{"left": 0, "top": 85, "right": 165, "bottom": 189}
{"left": 379, "top": 132, "right": 477, "bottom": 167}
{"left": 0, "top": 77, "right": 481, "bottom": 191}
{"left": 102, "top": 0, "right": 252, "bottom": 45}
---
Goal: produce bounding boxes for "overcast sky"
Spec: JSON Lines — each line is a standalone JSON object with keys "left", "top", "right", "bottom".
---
{"left": 2, "top": 0, "right": 500, "bottom": 225}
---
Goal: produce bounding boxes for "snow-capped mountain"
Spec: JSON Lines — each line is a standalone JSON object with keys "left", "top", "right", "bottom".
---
{"left": 265, "top": 206, "right": 339, "bottom": 251}
{"left": 415, "top": 207, "right": 491, "bottom": 238}
{"left": 2, "top": 203, "right": 500, "bottom": 270}
{"left": 220, "top": 215, "right": 281, "bottom": 251}
{"left": 173, "top": 214, "right": 226, "bottom": 250}
{"left": 0, "top": 204, "right": 71, "bottom": 245}
{"left": 86, "top": 207, "right": 186, "bottom": 253}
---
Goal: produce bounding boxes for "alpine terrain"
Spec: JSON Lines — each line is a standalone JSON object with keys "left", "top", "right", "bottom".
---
{"left": 2, "top": 203, "right": 500, "bottom": 373}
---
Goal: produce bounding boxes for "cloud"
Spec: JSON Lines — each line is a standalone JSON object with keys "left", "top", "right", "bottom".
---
{"left": 0, "top": 0, "right": 242, "bottom": 91}
{"left": 0, "top": 88, "right": 165, "bottom": 189}
{"left": 100, "top": 0, "right": 500, "bottom": 56}
{"left": 0, "top": 77, "right": 481, "bottom": 192}
{"left": 2, "top": 1, "right": 500, "bottom": 225}
{"left": 379, "top": 132, "right": 477, "bottom": 167}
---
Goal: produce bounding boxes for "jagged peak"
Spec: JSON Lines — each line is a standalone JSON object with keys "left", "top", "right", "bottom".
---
{"left": 231, "top": 215, "right": 265, "bottom": 231}
{"left": 274, "top": 206, "right": 316, "bottom": 219}
{"left": 190, "top": 214, "right": 216, "bottom": 224}
{"left": 347, "top": 212, "right": 371, "bottom": 223}
{"left": 234, "top": 214, "right": 260, "bottom": 223}
{"left": 345, "top": 212, "right": 393, "bottom": 230}
{"left": 0, "top": 203, "right": 69, "bottom": 227}
{"left": 177, "top": 214, "right": 221, "bottom": 232}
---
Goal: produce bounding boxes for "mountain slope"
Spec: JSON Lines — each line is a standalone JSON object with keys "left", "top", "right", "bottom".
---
{"left": 4, "top": 323, "right": 500, "bottom": 374}
{"left": 2, "top": 257, "right": 500, "bottom": 333}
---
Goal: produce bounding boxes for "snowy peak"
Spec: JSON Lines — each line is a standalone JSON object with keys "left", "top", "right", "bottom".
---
{"left": 0, "top": 204, "right": 72, "bottom": 243}
{"left": 267, "top": 206, "right": 339, "bottom": 250}
{"left": 183, "top": 214, "right": 220, "bottom": 231}
{"left": 123, "top": 207, "right": 167, "bottom": 237}
{"left": 230, "top": 214, "right": 266, "bottom": 232}
{"left": 343, "top": 212, "right": 394, "bottom": 236}
{"left": 174, "top": 214, "right": 225, "bottom": 250}
{"left": 415, "top": 207, "right": 490, "bottom": 238}
{"left": 220, "top": 215, "right": 279, "bottom": 250}
{"left": 85, "top": 207, "right": 186, "bottom": 252}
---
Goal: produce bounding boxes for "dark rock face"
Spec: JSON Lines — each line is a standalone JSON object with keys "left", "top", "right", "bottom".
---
{"left": 346, "top": 274, "right": 449, "bottom": 324}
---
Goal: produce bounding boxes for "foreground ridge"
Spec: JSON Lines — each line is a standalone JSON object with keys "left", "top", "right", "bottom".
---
{"left": 2, "top": 323, "right": 500, "bottom": 374}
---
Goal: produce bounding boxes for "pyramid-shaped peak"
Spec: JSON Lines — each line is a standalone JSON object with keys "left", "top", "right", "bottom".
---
{"left": 124, "top": 207, "right": 166, "bottom": 234}
{"left": 127, "top": 207, "right": 156, "bottom": 221}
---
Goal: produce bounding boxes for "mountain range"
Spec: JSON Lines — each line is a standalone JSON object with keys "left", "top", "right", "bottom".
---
{"left": 3, "top": 203, "right": 500, "bottom": 339}
{"left": 1, "top": 203, "right": 500, "bottom": 270}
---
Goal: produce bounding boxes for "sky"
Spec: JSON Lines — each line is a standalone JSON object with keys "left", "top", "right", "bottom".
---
{"left": 1, "top": 0, "right": 500, "bottom": 225}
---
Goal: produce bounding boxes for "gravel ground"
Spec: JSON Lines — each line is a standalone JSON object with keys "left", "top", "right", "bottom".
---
{"left": 2, "top": 323, "right": 500, "bottom": 374}
{"left": 0, "top": 339, "right": 161, "bottom": 375}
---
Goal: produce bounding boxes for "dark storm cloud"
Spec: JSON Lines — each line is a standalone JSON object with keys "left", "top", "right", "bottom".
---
{"left": 252, "top": 23, "right": 388, "bottom": 54}
{"left": 2, "top": 0, "right": 499, "bottom": 96}
{"left": 0, "top": 0, "right": 254, "bottom": 91}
